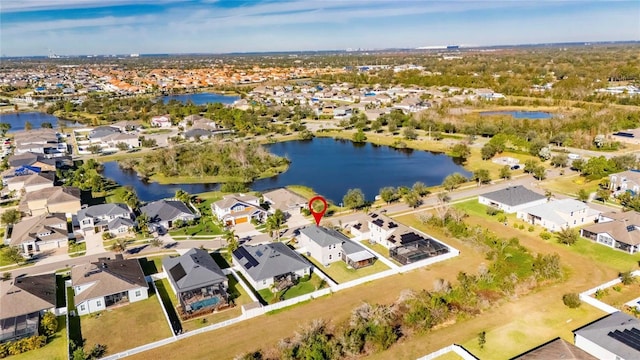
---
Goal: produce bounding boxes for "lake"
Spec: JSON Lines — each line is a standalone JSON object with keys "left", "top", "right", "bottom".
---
{"left": 101, "top": 138, "right": 471, "bottom": 203}
{"left": 0, "top": 112, "right": 82, "bottom": 132}
{"left": 480, "top": 111, "right": 553, "bottom": 119}
{"left": 161, "top": 92, "right": 240, "bottom": 105}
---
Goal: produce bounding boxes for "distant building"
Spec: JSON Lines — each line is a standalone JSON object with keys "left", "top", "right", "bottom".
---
{"left": 150, "top": 114, "right": 172, "bottom": 128}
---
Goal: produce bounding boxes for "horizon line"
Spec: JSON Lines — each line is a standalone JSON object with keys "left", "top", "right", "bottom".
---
{"left": 2, "top": 39, "right": 639, "bottom": 59}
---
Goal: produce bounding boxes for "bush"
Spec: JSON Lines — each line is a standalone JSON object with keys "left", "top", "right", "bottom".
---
{"left": 528, "top": 226, "right": 535, "bottom": 232}
{"left": 540, "top": 232, "right": 552, "bottom": 240}
{"left": 496, "top": 214, "right": 507, "bottom": 223}
{"left": 101, "top": 232, "right": 114, "bottom": 240}
{"left": 486, "top": 207, "right": 499, "bottom": 216}
{"left": 613, "top": 285, "right": 622, "bottom": 292}
{"left": 0, "top": 335, "right": 47, "bottom": 357}
{"left": 562, "top": 293, "right": 581, "bottom": 308}
{"left": 594, "top": 288, "right": 608, "bottom": 299}
{"left": 518, "top": 224, "right": 525, "bottom": 230}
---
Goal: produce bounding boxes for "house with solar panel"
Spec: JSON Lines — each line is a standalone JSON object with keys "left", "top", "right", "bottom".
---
{"left": 581, "top": 211, "right": 640, "bottom": 254}
{"left": 365, "top": 212, "right": 449, "bottom": 265}
{"left": 298, "top": 226, "right": 376, "bottom": 268}
{"left": 609, "top": 170, "right": 640, "bottom": 196}
{"left": 232, "top": 243, "right": 312, "bottom": 291}
{"left": 573, "top": 311, "right": 640, "bottom": 359}
{"left": 162, "top": 248, "right": 229, "bottom": 316}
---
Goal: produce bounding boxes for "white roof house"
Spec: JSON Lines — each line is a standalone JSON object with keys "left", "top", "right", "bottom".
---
{"left": 516, "top": 199, "right": 600, "bottom": 232}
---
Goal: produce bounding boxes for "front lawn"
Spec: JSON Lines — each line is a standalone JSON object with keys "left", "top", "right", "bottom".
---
{"left": 81, "top": 290, "right": 172, "bottom": 355}
{"left": 68, "top": 241, "right": 86, "bottom": 254}
{"left": 11, "top": 316, "right": 67, "bottom": 360}
{"left": 541, "top": 174, "right": 600, "bottom": 197}
{"left": 168, "top": 218, "right": 223, "bottom": 237}
{"left": 303, "top": 254, "right": 390, "bottom": 283}
{"left": 257, "top": 274, "right": 326, "bottom": 304}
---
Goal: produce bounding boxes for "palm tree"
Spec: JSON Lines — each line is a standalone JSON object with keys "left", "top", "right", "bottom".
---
{"left": 222, "top": 228, "right": 240, "bottom": 252}
{"left": 265, "top": 210, "right": 285, "bottom": 241}
{"left": 149, "top": 237, "right": 164, "bottom": 248}
{"left": 111, "top": 238, "right": 128, "bottom": 253}
{"left": 122, "top": 186, "right": 140, "bottom": 210}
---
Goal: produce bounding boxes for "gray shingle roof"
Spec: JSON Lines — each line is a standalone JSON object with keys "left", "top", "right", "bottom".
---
{"left": 573, "top": 312, "right": 640, "bottom": 359}
{"left": 162, "top": 248, "right": 226, "bottom": 293}
{"left": 233, "top": 243, "right": 310, "bottom": 282}
{"left": 107, "top": 217, "right": 135, "bottom": 231}
{"left": 480, "top": 185, "right": 545, "bottom": 207}
{"left": 77, "top": 203, "right": 131, "bottom": 224}
{"left": 299, "top": 226, "right": 348, "bottom": 247}
{"left": 140, "top": 200, "right": 195, "bottom": 223}
{"left": 511, "top": 337, "right": 596, "bottom": 359}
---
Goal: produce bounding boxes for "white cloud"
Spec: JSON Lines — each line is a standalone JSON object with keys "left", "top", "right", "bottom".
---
{"left": 1, "top": 0, "right": 192, "bottom": 12}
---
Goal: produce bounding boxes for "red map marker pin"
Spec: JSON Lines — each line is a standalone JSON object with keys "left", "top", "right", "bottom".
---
{"left": 308, "top": 196, "right": 327, "bottom": 226}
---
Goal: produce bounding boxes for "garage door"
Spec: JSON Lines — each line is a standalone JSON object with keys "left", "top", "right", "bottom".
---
{"left": 235, "top": 217, "right": 249, "bottom": 224}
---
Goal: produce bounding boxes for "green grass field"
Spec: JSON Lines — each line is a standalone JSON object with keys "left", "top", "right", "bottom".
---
{"left": 257, "top": 274, "right": 326, "bottom": 304}
{"left": 81, "top": 291, "right": 172, "bottom": 356}
{"left": 596, "top": 282, "right": 640, "bottom": 308}
{"left": 303, "top": 254, "right": 390, "bottom": 283}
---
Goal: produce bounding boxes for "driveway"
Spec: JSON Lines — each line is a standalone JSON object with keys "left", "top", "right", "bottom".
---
{"left": 84, "top": 230, "right": 106, "bottom": 255}
{"left": 286, "top": 212, "right": 311, "bottom": 228}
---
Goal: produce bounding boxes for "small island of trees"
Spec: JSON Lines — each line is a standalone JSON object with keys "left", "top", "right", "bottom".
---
{"left": 118, "top": 141, "right": 289, "bottom": 183}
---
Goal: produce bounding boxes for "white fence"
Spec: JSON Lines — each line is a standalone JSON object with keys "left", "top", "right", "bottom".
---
{"left": 578, "top": 270, "right": 640, "bottom": 314}
{"left": 100, "top": 232, "right": 462, "bottom": 359}
{"left": 416, "top": 344, "right": 478, "bottom": 360}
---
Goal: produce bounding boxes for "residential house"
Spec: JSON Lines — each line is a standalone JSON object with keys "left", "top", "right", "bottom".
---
{"left": 110, "top": 120, "right": 142, "bottom": 132}
{"left": 8, "top": 213, "right": 68, "bottom": 256}
{"left": 0, "top": 274, "right": 56, "bottom": 343}
{"left": 262, "top": 188, "right": 307, "bottom": 216}
{"left": 5, "top": 172, "right": 54, "bottom": 194}
{"left": 150, "top": 114, "right": 172, "bottom": 128}
{"left": 232, "top": 243, "right": 311, "bottom": 291}
{"left": 13, "top": 128, "right": 61, "bottom": 155}
{"left": 573, "top": 311, "right": 640, "bottom": 359}
{"left": 360, "top": 212, "right": 449, "bottom": 264}
{"left": 511, "top": 337, "right": 596, "bottom": 359}
{"left": 478, "top": 185, "right": 547, "bottom": 214}
{"left": 212, "top": 194, "right": 267, "bottom": 226}
{"left": 71, "top": 256, "right": 148, "bottom": 315}
{"left": 298, "top": 226, "right": 376, "bottom": 268}
{"left": 581, "top": 211, "right": 640, "bottom": 253}
{"left": 609, "top": 170, "right": 640, "bottom": 195}
{"left": 516, "top": 199, "right": 601, "bottom": 232}
{"left": 77, "top": 203, "right": 135, "bottom": 236}
{"left": 393, "top": 97, "right": 429, "bottom": 113}
{"left": 8, "top": 152, "right": 58, "bottom": 172}
{"left": 19, "top": 186, "right": 81, "bottom": 217}
{"left": 162, "top": 248, "right": 229, "bottom": 314}
{"left": 333, "top": 106, "right": 353, "bottom": 119}
{"left": 140, "top": 199, "right": 197, "bottom": 232}
{"left": 88, "top": 126, "right": 139, "bottom": 150}
{"left": 473, "top": 89, "right": 506, "bottom": 101}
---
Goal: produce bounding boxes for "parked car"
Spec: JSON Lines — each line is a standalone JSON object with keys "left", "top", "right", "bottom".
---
{"left": 510, "top": 165, "right": 521, "bottom": 170}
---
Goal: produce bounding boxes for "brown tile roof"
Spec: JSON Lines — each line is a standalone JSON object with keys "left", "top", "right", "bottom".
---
{"left": 72, "top": 258, "right": 147, "bottom": 304}
{"left": 9, "top": 213, "right": 67, "bottom": 247}
{"left": 583, "top": 212, "right": 640, "bottom": 246}
{"left": 23, "top": 186, "right": 81, "bottom": 205}
{"left": 511, "top": 337, "right": 596, "bottom": 359}
{"left": 0, "top": 274, "right": 56, "bottom": 319}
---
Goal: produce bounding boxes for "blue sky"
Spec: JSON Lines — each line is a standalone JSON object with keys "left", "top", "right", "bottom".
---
{"left": 1, "top": 0, "right": 639, "bottom": 56}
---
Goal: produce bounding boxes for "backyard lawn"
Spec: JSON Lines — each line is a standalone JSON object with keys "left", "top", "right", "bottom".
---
{"left": 11, "top": 316, "right": 67, "bottom": 360}
{"left": 257, "top": 274, "right": 326, "bottom": 304}
{"left": 303, "top": 254, "right": 390, "bottom": 283}
{"left": 139, "top": 256, "right": 168, "bottom": 275}
{"left": 433, "top": 352, "right": 465, "bottom": 360}
{"left": 595, "top": 282, "right": 640, "bottom": 308}
{"left": 359, "top": 240, "right": 403, "bottom": 266}
{"left": 81, "top": 290, "right": 172, "bottom": 355}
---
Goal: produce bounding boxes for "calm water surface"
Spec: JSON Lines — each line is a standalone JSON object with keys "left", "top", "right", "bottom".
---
{"left": 0, "top": 112, "right": 82, "bottom": 132}
{"left": 479, "top": 111, "right": 553, "bottom": 119}
{"left": 161, "top": 92, "right": 239, "bottom": 105}
{"left": 102, "top": 138, "right": 471, "bottom": 203}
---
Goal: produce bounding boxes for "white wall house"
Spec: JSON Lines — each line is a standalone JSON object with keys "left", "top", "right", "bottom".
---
{"left": 71, "top": 257, "right": 149, "bottom": 315}
{"left": 478, "top": 185, "right": 547, "bottom": 214}
{"left": 573, "top": 312, "right": 640, "bottom": 359}
{"left": 516, "top": 199, "right": 600, "bottom": 232}
{"left": 581, "top": 211, "right": 640, "bottom": 254}
{"left": 298, "top": 227, "right": 344, "bottom": 266}
{"left": 150, "top": 115, "right": 172, "bottom": 128}
{"left": 212, "top": 194, "right": 267, "bottom": 226}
